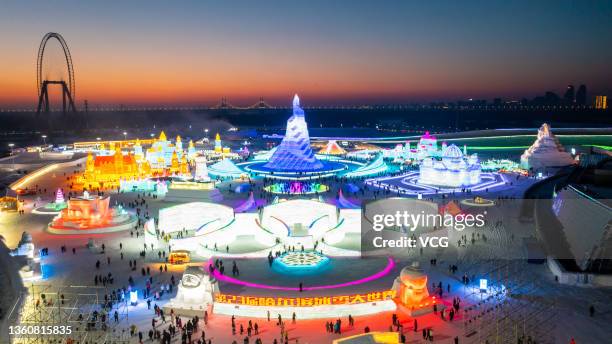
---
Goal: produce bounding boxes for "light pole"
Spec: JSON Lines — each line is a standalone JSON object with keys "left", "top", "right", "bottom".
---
{"left": 123, "top": 131, "right": 128, "bottom": 141}
{"left": 41, "top": 135, "right": 47, "bottom": 146}
{"left": 8, "top": 143, "right": 15, "bottom": 170}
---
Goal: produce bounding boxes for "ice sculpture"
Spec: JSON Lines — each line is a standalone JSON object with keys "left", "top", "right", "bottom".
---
{"left": 520, "top": 123, "right": 575, "bottom": 170}
{"left": 418, "top": 144, "right": 481, "bottom": 187}
{"left": 263, "top": 95, "right": 324, "bottom": 171}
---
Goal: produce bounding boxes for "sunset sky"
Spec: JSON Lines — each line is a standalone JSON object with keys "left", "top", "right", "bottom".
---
{"left": 1, "top": 0, "right": 611, "bottom": 107}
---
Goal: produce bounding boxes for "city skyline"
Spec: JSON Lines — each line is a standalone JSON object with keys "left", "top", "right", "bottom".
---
{"left": 1, "top": 0, "right": 611, "bottom": 107}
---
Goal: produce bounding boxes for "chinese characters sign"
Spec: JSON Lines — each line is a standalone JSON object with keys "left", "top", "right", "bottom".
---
{"left": 214, "top": 290, "right": 396, "bottom": 307}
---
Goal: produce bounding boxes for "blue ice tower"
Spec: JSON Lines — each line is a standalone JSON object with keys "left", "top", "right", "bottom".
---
{"left": 263, "top": 95, "right": 324, "bottom": 172}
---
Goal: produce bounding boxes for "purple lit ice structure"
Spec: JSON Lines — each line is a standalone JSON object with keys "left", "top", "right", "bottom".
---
{"left": 263, "top": 94, "right": 324, "bottom": 172}
{"left": 246, "top": 95, "right": 347, "bottom": 179}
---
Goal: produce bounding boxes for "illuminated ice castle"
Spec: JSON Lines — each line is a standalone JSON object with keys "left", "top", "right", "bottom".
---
{"left": 416, "top": 131, "right": 439, "bottom": 159}
{"left": 418, "top": 144, "right": 481, "bottom": 187}
{"left": 263, "top": 95, "right": 324, "bottom": 171}
{"left": 383, "top": 131, "right": 441, "bottom": 161}
{"left": 214, "top": 133, "right": 222, "bottom": 153}
{"left": 145, "top": 131, "right": 186, "bottom": 169}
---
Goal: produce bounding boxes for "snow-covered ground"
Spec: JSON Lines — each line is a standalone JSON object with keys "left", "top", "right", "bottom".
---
{"left": 0, "top": 155, "right": 611, "bottom": 343}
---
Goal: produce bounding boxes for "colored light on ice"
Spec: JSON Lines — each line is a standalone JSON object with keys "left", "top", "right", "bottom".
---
{"left": 479, "top": 278, "right": 488, "bottom": 291}
{"left": 55, "top": 188, "right": 65, "bottom": 203}
{"left": 130, "top": 290, "right": 138, "bottom": 304}
{"left": 272, "top": 251, "right": 331, "bottom": 275}
{"left": 264, "top": 181, "right": 329, "bottom": 195}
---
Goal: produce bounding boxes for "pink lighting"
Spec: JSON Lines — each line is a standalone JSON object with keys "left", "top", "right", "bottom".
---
{"left": 422, "top": 131, "right": 436, "bottom": 140}
{"left": 208, "top": 257, "right": 395, "bottom": 291}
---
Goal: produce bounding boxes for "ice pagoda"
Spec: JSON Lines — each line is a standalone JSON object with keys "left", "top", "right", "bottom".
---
{"left": 318, "top": 140, "right": 347, "bottom": 155}
{"left": 520, "top": 123, "right": 575, "bottom": 170}
{"left": 263, "top": 95, "right": 324, "bottom": 171}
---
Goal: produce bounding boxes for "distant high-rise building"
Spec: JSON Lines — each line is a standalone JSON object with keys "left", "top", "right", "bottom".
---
{"left": 563, "top": 85, "right": 575, "bottom": 104}
{"left": 544, "top": 92, "right": 560, "bottom": 104}
{"left": 594, "top": 95, "right": 608, "bottom": 109}
{"left": 575, "top": 85, "right": 587, "bottom": 105}
{"left": 530, "top": 92, "right": 561, "bottom": 106}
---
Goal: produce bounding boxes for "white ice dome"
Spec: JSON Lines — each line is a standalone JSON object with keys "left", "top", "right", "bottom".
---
{"left": 442, "top": 144, "right": 463, "bottom": 158}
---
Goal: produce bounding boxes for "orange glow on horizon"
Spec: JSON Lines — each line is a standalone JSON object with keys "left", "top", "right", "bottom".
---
{"left": 1, "top": 2, "right": 610, "bottom": 108}
{"left": 0, "top": 40, "right": 560, "bottom": 107}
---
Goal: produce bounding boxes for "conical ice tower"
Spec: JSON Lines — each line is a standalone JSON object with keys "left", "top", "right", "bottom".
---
{"left": 520, "top": 123, "right": 575, "bottom": 169}
{"left": 263, "top": 95, "right": 324, "bottom": 171}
